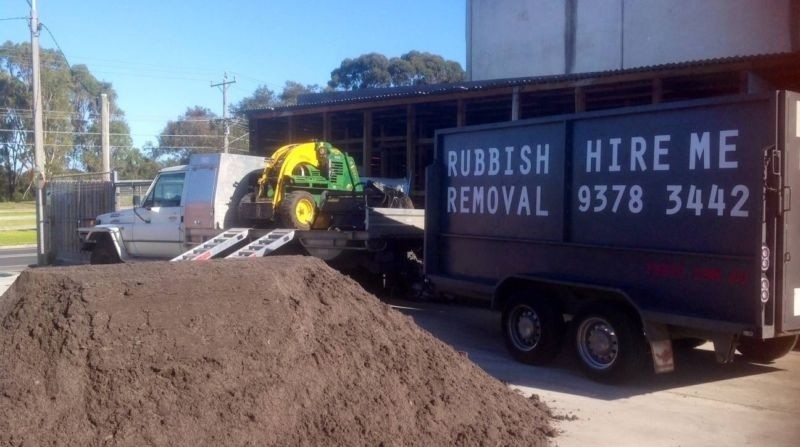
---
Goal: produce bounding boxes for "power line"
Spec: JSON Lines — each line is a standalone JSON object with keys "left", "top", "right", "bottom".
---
{"left": 38, "top": 22, "right": 99, "bottom": 96}
{"left": 39, "top": 23, "right": 71, "bottom": 67}
{"left": 89, "top": 70, "right": 212, "bottom": 83}
{"left": 71, "top": 55, "right": 222, "bottom": 75}
{"left": 0, "top": 110, "right": 91, "bottom": 118}
{"left": 1, "top": 109, "right": 233, "bottom": 122}
{"left": 0, "top": 129, "right": 237, "bottom": 139}
{"left": 11, "top": 143, "right": 247, "bottom": 150}
{"left": 227, "top": 71, "right": 271, "bottom": 86}
{"left": 0, "top": 16, "right": 28, "bottom": 21}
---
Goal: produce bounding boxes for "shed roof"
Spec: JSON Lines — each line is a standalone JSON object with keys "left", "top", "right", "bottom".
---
{"left": 244, "top": 52, "right": 800, "bottom": 116}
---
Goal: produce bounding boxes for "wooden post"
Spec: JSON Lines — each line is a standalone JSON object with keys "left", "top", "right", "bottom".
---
{"left": 511, "top": 87, "right": 520, "bottom": 121}
{"left": 406, "top": 104, "right": 416, "bottom": 184}
{"left": 457, "top": 99, "right": 466, "bottom": 127}
{"left": 380, "top": 124, "right": 388, "bottom": 177}
{"left": 322, "top": 112, "right": 331, "bottom": 141}
{"left": 101, "top": 93, "right": 111, "bottom": 180}
{"left": 652, "top": 78, "right": 663, "bottom": 104}
{"left": 31, "top": 0, "right": 48, "bottom": 266}
{"left": 363, "top": 111, "right": 372, "bottom": 176}
{"left": 574, "top": 87, "right": 586, "bottom": 113}
{"left": 287, "top": 116, "right": 294, "bottom": 144}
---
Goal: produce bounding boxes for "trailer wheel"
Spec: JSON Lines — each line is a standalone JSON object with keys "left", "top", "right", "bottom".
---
{"left": 736, "top": 335, "right": 798, "bottom": 363}
{"left": 279, "top": 191, "right": 316, "bottom": 230}
{"left": 501, "top": 294, "right": 564, "bottom": 365}
{"left": 573, "top": 305, "right": 647, "bottom": 383}
{"left": 90, "top": 239, "right": 121, "bottom": 265}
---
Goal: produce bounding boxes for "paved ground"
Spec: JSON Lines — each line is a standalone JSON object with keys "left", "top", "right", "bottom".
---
{"left": 391, "top": 298, "right": 800, "bottom": 447}
{"left": 0, "top": 272, "right": 18, "bottom": 295}
{"left": 0, "top": 246, "right": 34, "bottom": 295}
{"left": 0, "top": 246, "right": 36, "bottom": 271}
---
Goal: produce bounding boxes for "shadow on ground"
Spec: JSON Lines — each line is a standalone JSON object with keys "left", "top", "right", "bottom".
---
{"left": 388, "top": 297, "right": 783, "bottom": 401}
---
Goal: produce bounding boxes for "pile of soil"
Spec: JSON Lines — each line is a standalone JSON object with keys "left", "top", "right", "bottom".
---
{"left": 0, "top": 257, "right": 553, "bottom": 445}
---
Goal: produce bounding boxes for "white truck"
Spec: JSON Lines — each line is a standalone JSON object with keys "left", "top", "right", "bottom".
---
{"left": 79, "top": 150, "right": 424, "bottom": 271}
{"left": 79, "top": 153, "right": 264, "bottom": 263}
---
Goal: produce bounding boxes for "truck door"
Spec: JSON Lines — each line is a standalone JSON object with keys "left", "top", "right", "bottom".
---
{"left": 780, "top": 92, "right": 800, "bottom": 332}
{"left": 132, "top": 172, "right": 186, "bottom": 258}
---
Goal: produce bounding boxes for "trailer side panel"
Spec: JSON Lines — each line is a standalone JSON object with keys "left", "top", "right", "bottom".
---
{"left": 428, "top": 94, "right": 782, "bottom": 333}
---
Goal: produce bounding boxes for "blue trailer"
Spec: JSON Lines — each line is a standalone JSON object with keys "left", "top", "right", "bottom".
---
{"left": 425, "top": 91, "right": 800, "bottom": 382}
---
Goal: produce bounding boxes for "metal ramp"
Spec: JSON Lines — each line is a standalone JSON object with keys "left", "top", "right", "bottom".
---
{"left": 225, "top": 229, "right": 296, "bottom": 259}
{"left": 171, "top": 228, "right": 251, "bottom": 261}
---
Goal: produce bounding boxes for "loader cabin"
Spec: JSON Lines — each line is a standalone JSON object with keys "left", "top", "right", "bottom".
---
{"left": 244, "top": 53, "right": 800, "bottom": 205}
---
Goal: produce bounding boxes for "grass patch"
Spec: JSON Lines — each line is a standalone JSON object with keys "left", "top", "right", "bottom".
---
{"left": 0, "top": 201, "right": 35, "bottom": 211}
{"left": 0, "top": 229, "right": 37, "bottom": 246}
{"left": 0, "top": 221, "right": 35, "bottom": 230}
{"left": 0, "top": 201, "right": 36, "bottom": 231}
{"left": 0, "top": 211, "right": 37, "bottom": 217}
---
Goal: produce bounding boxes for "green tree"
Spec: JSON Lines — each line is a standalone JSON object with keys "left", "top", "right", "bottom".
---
{"left": 0, "top": 41, "right": 73, "bottom": 198}
{"left": 394, "top": 51, "right": 466, "bottom": 85}
{"left": 278, "top": 81, "right": 321, "bottom": 106}
{"left": 231, "top": 81, "right": 322, "bottom": 115}
{"left": 112, "top": 145, "right": 161, "bottom": 179}
{"left": 0, "top": 69, "right": 32, "bottom": 199}
{"left": 154, "top": 106, "right": 224, "bottom": 164}
{"left": 0, "top": 41, "right": 145, "bottom": 199}
{"left": 328, "top": 53, "right": 392, "bottom": 90}
{"left": 68, "top": 64, "right": 132, "bottom": 172}
{"left": 328, "top": 51, "right": 465, "bottom": 91}
{"left": 230, "top": 84, "right": 276, "bottom": 117}
{"left": 80, "top": 118, "right": 135, "bottom": 173}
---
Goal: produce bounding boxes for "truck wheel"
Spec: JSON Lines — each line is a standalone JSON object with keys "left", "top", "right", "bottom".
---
{"left": 278, "top": 191, "right": 316, "bottom": 230}
{"left": 737, "top": 335, "right": 798, "bottom": 363}
{"left": 227, "top": 170, "right": 262, "bottom": 228}
{"left": 235, "top": 192, "right": 257, "bottom": 227}
{"left": 501, "top": 294, "right": 564, "bottom": 365}
{"left": 573, "top": 305, "right": 647, "bottom": 383}
{"left": 90, "top": 239, "right": 121, "bottom": 265}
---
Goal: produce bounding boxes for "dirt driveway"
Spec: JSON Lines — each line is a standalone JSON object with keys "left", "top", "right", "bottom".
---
{"left": 391, "top": 298, "right": 800, "bottom": 447}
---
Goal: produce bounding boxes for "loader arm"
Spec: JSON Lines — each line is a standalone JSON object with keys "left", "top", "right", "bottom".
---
{"left": 257, "top": 142, "right": 323, "bottom": 205}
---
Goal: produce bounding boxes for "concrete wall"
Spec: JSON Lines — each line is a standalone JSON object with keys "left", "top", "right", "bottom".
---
{"left": 574, "top": 0, "right": 623, "bottom": 73}
{"left": 468, "top": 0, "right": 566, "bottom": 79}
{"left": 468, "top": 0, "right": 797, "bottom": 80}
{"left": 624, "top": 0, "right": 794, "bottom": 68}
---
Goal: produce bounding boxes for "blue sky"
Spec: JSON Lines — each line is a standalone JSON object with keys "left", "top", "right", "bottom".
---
{"left": 1, "top": 0, "right": 466, "bottom": 148}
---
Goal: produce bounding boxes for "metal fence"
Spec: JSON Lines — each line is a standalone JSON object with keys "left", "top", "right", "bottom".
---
{"left": 46, "top": 173, "right": 152, "bottom": 264}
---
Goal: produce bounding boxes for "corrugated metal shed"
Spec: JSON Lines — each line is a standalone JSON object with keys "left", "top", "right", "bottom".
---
{"left": 245, "top": 52, "right": 800, "bottom": 115}
{"left": 245, "top": 51, "right": 800, "bottom": 192}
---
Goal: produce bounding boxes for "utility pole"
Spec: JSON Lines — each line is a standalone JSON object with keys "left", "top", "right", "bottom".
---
{"left": 30, "top": 0, "right": 47, "bottom": 266}
{"left": 211, "top": 73, "right": 236, "bottom": 153}
{"left": 101, "top": 93, "right": 111, "bottom": 180}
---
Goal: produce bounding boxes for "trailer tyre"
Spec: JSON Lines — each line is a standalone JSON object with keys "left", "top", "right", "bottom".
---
{"left": 573, "top": 305, "right": 647, "bottom": 383}
{"left": 90, "top": 239, "right": 121, "bottom": 265}
{"left": 736, "top": 335, "right": 798, "bottom": 363}
{"left": 501, "top": 294, "right": 564, "bottom": 366}
{"left": 279, "top": 191, "right": 316, "bottom": 230}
